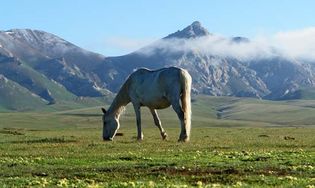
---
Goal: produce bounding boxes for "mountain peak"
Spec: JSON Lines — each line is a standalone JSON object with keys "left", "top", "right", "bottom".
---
{"left": 5, "top": 28, "right": 68, "bottom": 44}
{"left": 231, "top": 36, "right": 250, "bottom": 43}
{"left": 164, "top": 21, "right": 210, "bottom": 39}
{"left": 191, "top": 21, "right": 202, "bottom": 27}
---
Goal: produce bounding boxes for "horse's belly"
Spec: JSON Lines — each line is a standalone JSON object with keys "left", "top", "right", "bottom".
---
{"left": 142, "top": 97, "right": 171, "bottom": 109}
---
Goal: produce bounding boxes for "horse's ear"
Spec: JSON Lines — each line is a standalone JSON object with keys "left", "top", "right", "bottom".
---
{"left": 101, "top": 108, "right": 107, "bottom": 114}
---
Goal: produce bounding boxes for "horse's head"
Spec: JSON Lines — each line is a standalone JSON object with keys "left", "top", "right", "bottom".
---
{"left": 101, "top": 108, "right": 119, "bottom": 141}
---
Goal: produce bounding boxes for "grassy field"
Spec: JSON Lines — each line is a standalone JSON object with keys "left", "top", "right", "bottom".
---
{"left": 0, "top": 96, "right": 315, "bottom": 187}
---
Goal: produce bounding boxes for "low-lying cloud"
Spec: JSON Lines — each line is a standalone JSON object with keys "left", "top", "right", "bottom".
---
{"left": 272, "top": 27, "right": 315, "bottom": 60}
{"left": 139, "top": 36, "right": 274, "bottom": 61}
{"left": 136, "top": 27, "right": 315, "bottom": 62}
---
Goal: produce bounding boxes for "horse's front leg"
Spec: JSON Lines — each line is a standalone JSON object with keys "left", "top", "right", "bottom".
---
{"left": 150, "top": 108, "right": 168, "bottom": 140}
{"left": 133, "top": 104, "right": 143, "bottom": 141}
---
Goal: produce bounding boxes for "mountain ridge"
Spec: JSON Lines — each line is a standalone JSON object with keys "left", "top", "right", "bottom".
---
{"left": 1, "top": 21, "right": 315, "bottom": 111}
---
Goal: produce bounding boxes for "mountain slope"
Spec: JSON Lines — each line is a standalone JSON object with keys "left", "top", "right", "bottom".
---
{"left": 0, "top": 29, "right": 107, "bottom": 97}
{"left": 249, "top": 58, "right": 315, "bottom": 99}
{"left": 1, "top": 29, "right": 105, "bottom": 68}
{"left": 0, "top": 54, "right": 76, "bottom": 103}
{"left": 0, "top": 74, "right": 46, "bottom": 111}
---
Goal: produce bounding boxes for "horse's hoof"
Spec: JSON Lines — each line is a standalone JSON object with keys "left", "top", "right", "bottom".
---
{"left": 178, "top": 137, "right": 189, "bottom": 142}
{"left": 161, "top": 132, "right": 168, "bottom": 140}
{"left": 103, "top": 137, "right": 113, "bottom": 141}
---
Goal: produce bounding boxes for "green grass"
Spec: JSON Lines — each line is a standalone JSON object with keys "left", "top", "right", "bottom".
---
{"left": 0, "top": 96, "right": 315, "bottom": 187}
{"left": 0, "top": 77, "right": 46, "bottom": 111}
{"left": 222, "top": 101, "right": 315, "bottom": 126}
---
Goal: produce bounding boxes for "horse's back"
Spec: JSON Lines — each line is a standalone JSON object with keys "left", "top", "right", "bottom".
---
{"left": 127, "top": 67, "right": 189, "bottom": 108}
{"left": 130, "top": 67, "right": 185, "bottom": 90}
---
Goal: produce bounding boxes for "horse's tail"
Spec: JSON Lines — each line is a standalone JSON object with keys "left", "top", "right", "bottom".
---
{"left": 179, "top": 69, "right": 192, "bottom": 141}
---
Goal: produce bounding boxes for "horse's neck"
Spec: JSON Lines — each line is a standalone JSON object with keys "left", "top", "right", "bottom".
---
{"left": 108, "top": 82, "right": 131, "bottom": 118}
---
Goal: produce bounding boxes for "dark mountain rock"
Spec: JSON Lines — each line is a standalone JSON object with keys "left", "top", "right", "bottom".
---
{"left": 231, "top": 37, "right": 250, "bottom": 43}
{"left": 249, "top": 58, "right": 314, "bottom": 99}
{"left": 35, "top": 57, "right": 104, "bottom": 97}
{"left": 164, "top": 21, "right": 210, "bottom": 39}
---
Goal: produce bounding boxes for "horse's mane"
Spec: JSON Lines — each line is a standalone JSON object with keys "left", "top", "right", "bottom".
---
{"left": 107, "top": 77, "right": 131, "bottom": 118}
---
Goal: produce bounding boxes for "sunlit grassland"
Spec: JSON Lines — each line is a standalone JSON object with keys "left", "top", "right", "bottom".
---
{"left": 0, "top": 96, "right": 315, "bottom": 187}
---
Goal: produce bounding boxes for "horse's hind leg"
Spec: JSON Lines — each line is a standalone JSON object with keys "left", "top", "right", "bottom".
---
{"left": 171, "top": 99, "right": 189, "bottom": 142}
{"left": 150, "top": 108, "right": 167, "bottom": 140}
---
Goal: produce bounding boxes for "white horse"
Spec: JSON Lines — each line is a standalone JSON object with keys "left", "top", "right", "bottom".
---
{"left": 101, "top": 67, "right": 192, "bottom": 142}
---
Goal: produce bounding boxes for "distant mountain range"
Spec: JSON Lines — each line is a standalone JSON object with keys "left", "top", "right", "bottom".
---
{"left": 1, "top": 21, "right": 315, "bottom": 110}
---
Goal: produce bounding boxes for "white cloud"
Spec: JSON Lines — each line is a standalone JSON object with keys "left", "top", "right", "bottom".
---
{"left": 272, "top": 27, "right": 315, "bottom": 60}
{"left": 136, "top": 27, "right": 315, "bottom": 61}
{"left": 138, "top": 35, "right": 276, "bottom": 61}
{"left": 103, "top": 27, "right": 315, "bottom": 61}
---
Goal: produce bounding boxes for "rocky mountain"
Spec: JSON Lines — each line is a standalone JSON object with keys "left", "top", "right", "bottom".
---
{"left": 1, "top": 22, "right": 315, "bottom": 110}
{"left": 0, "top": 29, "right": 108, "bottom": 99}
{"left": 97, "top": 21, "right": 315, "bottom": 99}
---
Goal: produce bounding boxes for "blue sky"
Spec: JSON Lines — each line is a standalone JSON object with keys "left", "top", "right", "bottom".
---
{"left": 2, "top": 0, "right": 315, "bottom": 56}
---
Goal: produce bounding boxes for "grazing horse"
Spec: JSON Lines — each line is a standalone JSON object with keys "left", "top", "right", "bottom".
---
{"left": 101, "top": 67, "right": 192, "bottom": 142}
